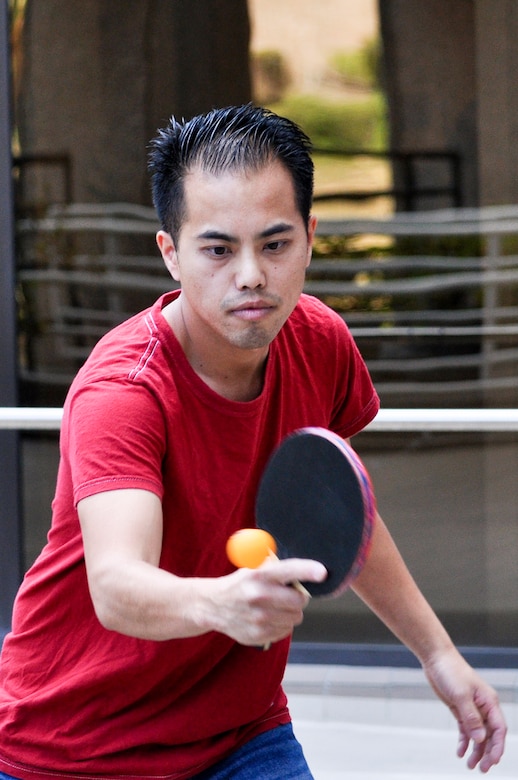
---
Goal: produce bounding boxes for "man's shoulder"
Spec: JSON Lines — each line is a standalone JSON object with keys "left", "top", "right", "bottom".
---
{"left": 294, "top": 293, "right": 343, "bottom": 319}
{"left": 68, "top": 298, "right": 172, "bottom": 393}
{"left": 287, "top": 293, "right": 348, "bottom": 334}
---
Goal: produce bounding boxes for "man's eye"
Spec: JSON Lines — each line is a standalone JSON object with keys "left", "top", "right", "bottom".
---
{"left": 265, "top": 240, "right": 284, "bottom": 251}
{"left": 208, "top": 246, "right": 228, "bottom": 256}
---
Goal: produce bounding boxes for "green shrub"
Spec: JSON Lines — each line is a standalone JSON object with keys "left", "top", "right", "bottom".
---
{"left": 269, "top": 93, "right": 387, "bottom": 152}
{"left": 329, "top": 38, "right": 382, "bottom": 91}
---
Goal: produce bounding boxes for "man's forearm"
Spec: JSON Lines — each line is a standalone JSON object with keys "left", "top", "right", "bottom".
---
{"left": 351, "top": 512, "right": 454, "bottom": 664}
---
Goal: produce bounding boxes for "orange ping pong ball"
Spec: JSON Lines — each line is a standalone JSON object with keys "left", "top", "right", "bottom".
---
{"left": 226, "top": 528, "right": 277, "bottom": 569}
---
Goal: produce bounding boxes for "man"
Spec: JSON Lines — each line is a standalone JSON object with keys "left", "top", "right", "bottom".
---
{"left": 0, "top": 105, "right": 506, "bottom": 779}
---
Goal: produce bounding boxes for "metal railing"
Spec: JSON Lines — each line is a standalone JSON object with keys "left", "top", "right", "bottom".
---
{"left": 2, "top": 406, "right": 518, "bottom": 432}
{"left": 313, "top": 149, "right": 462, "bottom": 210}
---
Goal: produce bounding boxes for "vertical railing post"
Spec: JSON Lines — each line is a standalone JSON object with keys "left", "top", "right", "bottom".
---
{"left": 0, "top": 0, "right": 23, "bottom": 642}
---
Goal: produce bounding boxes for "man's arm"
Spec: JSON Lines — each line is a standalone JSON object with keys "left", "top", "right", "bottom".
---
{"left": 78, "top": 488, "right": 326, "bottom": 645}
{"left": 352, "top": 512, "right": 507, "bottom": 773}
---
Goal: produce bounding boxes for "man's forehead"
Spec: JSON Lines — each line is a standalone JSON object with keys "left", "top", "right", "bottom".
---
{"left": 184, "top": 156, "right": 291, "bottom": 184}
{"left": 181, "top": 159, "right": 297, "bottom": 207}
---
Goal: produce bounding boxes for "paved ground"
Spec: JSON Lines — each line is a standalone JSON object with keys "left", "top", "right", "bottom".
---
{"left": 286, "top": 664, "right": 518, "bottom": 778}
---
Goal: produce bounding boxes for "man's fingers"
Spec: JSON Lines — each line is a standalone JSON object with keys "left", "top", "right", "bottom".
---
{"left": 456, "top": 730, "right": 470, "bottom": 759}
{"left": 260, "top": 557, "right": 328, "bottom": 587}
{"left": 455, "top": 693, "right": 506, "bottom": 772}
{"left": 460, "top": 706, "right": 487, "bottom": 743}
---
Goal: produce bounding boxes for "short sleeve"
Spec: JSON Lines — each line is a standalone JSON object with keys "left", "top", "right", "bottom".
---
{"left": 65, "top": 381, "right": 167, "bottom": 506}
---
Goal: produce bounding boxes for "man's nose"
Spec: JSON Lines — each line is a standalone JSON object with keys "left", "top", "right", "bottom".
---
{"left": 235, "top": 251, "right": 266, "bottom": 289}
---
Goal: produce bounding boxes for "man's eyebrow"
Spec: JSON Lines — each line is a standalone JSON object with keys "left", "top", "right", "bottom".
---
{"left": 259, "top": 222, "right": 295, "bottom": 239}
{"left": 197, "top": 229, "right": 236, "bottom": 242}
{"left": 196, "top": 223, "right": 295, "bottom": 243}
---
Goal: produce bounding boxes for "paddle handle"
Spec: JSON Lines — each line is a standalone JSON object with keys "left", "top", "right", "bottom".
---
{"left": 262, "top": 551, "right": 311, "bottom": 651}
{"left": 267, "top": 550, "right": 311, "bottom": 598}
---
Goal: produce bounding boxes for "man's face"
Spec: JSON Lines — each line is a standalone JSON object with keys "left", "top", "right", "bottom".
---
{"left": 158, "top": 159, "right": 317, "bottom": 356}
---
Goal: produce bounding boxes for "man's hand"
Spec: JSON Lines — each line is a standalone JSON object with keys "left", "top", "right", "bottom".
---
{"left": 423, "top": 647, "right": 507, "bottom": 773}
{"left": 207, "top": 557, "right": 327, "bottom": 647}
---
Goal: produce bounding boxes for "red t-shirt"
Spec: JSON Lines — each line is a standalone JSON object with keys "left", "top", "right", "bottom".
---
{"left": 0, "top": 292, "right": 379, "bottom": 780}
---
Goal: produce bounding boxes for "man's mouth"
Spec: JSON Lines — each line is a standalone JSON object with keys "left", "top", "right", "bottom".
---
{"left": 228, "top": 298, "right": 276, "bottom": 321}
{"left": 232, "top": 302, "right": 273, "bottom": 320}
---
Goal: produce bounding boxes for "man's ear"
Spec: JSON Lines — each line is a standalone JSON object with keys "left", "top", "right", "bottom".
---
{"left": 305, "top": 214, "right": 318, "bottom": 267}
{"left": 156, "top": 230, "right": 180, "bottom": 282}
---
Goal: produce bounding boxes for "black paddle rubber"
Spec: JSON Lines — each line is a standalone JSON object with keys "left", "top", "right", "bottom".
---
{"left": 256, "top": 428, "right": 375, "bottom": 597}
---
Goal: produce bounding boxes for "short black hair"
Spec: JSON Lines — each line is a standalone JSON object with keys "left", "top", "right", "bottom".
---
{"left": 148, "top": 104, "right": 314, "bottom": 243}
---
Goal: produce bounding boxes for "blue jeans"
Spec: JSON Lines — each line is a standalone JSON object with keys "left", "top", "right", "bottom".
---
{"left": 0, "top": 724, "right": 314, "bottom": 780}
{"left": 194, "top": 724, "right": 314, "bottom": 779}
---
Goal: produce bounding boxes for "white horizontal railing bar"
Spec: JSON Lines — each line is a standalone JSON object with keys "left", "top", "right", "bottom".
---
{"left": 0, "top": 407, "right": 63, "bottom": 429}
{"left": 373, "top": 377, "right": 518, "bottom": 396}
{"left": 369, "top": 408, "right": 518, "bottom": 431}
{"left": 304, "top": 268, "right": 518, "bottom": 296}
{"left": 17, "top": 215, "right": 159, "bottom": 236}
{"left": 316, "top": 204, "right": 518, "bottom": 237}
{"left": 349, "top": 325, "right": 518, "bottom": 337}
{"left": 46, "top": 202, "right": 158, "bottom": 221}
{"left": 316, "top": 219, "right": 518, "bottom": 238}
{"left": 308, "top": 256, "right": 485, "bottom": 272}
{"left": 18, "top": 268, "right": 174, "bottom": 293}
{"left": 2, "top": 407, "right": 518, "bottom": 433}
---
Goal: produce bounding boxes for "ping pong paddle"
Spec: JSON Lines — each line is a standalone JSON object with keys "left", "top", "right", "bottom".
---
{"left": 253, "top": 427, "right": 376, "bottom": 598}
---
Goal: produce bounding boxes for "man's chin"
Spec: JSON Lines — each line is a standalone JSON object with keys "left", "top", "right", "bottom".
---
{"left": 228, "top": 323, "right": 280, "bottom": 351}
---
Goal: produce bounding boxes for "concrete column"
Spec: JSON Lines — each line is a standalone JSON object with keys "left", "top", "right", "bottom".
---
{"left": 17, "top": 0, "right": 251, "bottom": 207}
{"left": 379, "top": 0, "right": 477, "bottom": 207}
{"left": 475, "top": 0, "right": 518, "bottom": 205}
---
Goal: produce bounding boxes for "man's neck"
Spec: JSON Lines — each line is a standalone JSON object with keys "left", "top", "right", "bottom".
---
{"left": 161, "top": 297, "right": 268, "bottom": 402}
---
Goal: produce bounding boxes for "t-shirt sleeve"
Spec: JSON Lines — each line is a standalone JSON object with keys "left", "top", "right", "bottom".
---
{"left": 65, "top": 381, "right": 167, "bottom": 506}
